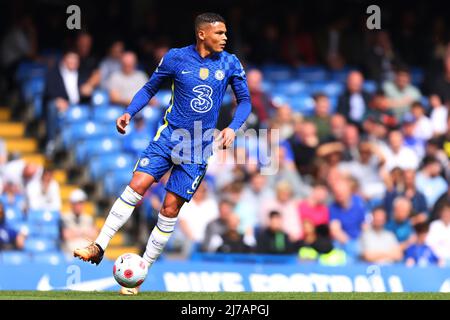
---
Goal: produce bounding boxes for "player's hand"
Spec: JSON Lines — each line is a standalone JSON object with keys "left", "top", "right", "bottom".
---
{"left": 217, "top": 127, "right": 236, "bottom": 149}
{"left": 116, "top": 113, "right": 131, "bottom": 134}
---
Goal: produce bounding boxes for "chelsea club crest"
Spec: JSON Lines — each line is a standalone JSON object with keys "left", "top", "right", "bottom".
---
{"left": 215, "top": 69, "right": 225, "bottom": 80}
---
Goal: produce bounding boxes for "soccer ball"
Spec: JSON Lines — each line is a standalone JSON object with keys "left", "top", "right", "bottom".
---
{"left": 113, "top": 253, "right": 148, "bottom": 288}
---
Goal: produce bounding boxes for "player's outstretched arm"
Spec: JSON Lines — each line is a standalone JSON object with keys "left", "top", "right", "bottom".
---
{"left": 116, "top": 113, "right": 131, "bottom": 134}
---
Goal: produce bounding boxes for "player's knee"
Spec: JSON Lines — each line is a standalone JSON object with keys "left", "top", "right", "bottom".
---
{"left": 160, "top": 202, "right": 181, "bottom": 218}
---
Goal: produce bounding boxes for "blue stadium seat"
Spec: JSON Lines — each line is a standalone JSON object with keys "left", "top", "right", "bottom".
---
{"left": 15, "top": 62, "right": 47, "bottom": 83}
{"left": 154, "top": 89, "right": 173, "bottom": 107}
{"left": 309, "top": 81, "right": 344, "bottom": 97}
{"left": 103, "top": 169, "right": 133, "bottom": 197}
{"left": 24, "top": 238, "right": 58, "bottom": 253}
{"left": 363, "top": 80, "right": 378, "bottom": 94}
{"left": 7, "top": 221, "right": 29, "bottom": 234}
{"left": 141, "top": 106, "right": 165, "bottom": 127}
{"left": 64, "top": 104, "right": 91, "bottom": 123}
{"left": 89, "top": 153, "right": 135, "bottom": 180}
{"left": 22, "top": 77, "right": 45, "bottom": 103}
{"left": 62, "top": 121, "right": 111, "bottom": 148}
{"left": 75, "top": 136, "right": 122, "bottom": 165}
{"left": 330, "top": 68, "right": 352, "bottom": 82}
{"left": 91, "top": 89, "right": 110, "bottom": 106}
{"left": 410, "top": 67, "right": 424, "bottom": 86}
{"left": 28, "top": 224, "right": 60, "bottom": 239}
{"left": 92, "top": 105, "right": 124, "bottom": 123}
{"left": 273, "top": 80, "right": 308, "bottom": 96}
{"left": 27, "top": 210, "right": 60, "bottom": 225}
{"left": 0, "top": 251, "right": 32, "bottom": 265}
{"left": 33, "top": 252, "right": 69, "bottom": 265}
{"left": 297, "top": 66, "right": 329, "bottom": 82}
{"left": 289, "top": 94, "right": 315, "bottom": 115}
{"left": 4, "top": 206, "right": 24, "bottom": 223}
{"left": 261, "top": 65, "right": 294, "bottom": 82}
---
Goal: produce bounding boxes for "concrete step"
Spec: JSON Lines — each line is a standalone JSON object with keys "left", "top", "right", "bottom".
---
{"left": 53, "top": 170, "right": 67, "bottom": 184}
{"left": 5, "top": 138, "right": 38, "bottom": 153}
{"left": 0, "top": 122, "right": 25, "bottom": 138}
{"left": 0, "top": 108, "right": 11, "bottom": 121}
{"left": 104, "top": 246, "right": 140, "bottom": 260}
{"left": 60, "top": 184, "right": 78, "bottom": 201}
{"left": 22, "top": 153, "right": 46, "bottom": 166}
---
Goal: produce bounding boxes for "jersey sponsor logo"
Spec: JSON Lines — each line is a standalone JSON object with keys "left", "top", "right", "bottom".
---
{"left": 215, "top": 69, "right": 225, "bottom": 80}
{"left": 139, "top": 157, "right": 150, "bottom": 167}
{"left": 190, "top": 85, "right": 213, "bottom": 113}
{"left": 199, "top": 68, "right": 209, "bottom": 80}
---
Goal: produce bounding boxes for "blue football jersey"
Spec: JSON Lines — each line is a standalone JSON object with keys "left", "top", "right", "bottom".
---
{"left": 126, "top": 45, "right": 250, "bottom": 136}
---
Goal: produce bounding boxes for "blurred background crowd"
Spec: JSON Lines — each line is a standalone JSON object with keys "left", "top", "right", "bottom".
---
{"left": 0, "top": 0, "right": 448, "bottom": 267}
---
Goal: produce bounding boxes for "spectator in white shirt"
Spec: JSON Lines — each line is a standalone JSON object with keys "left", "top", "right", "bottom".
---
{"left": 107, "top": 51, "right": 149, "bottom": 106}
{"left": 426, "top": 203, "right": 450, "bottom": 265}
{"left": 26, "top": 168, "right": 61, "bottom": 211}
{"left": 382, "top": 130, "right": 419, "bottom": 171}
{"left": 410, "top": 101, "right": 433, "bottom": 141}
{"left": 415, "top": 156, "right": 448, "bottom": 210}
{"left": 428, "top": 94, "right": 448, "bottom": 137}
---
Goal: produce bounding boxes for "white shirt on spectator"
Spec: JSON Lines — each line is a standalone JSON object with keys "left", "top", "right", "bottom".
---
{"left": 413, "top": 116, "right": 433, "bottom": 141}
{"left": 107, "top": 70, "right": 148, "bottom": 103}
{"left": 349, "top": 93, "right": 366, "bottom": 122}
{"left": 178, "top": 197, "right": 219, "bottom": 242}
{"left": 26, "top": 178, "right": 61, "bottom": 211}
{"left": 426, "top": 220, "right": 450, "bottom": 261}
{"left": 430, "top": 106, "right": 448, "bottom": 136}
{"left": 60, "top": 64, "right": 80, "bottom": 104}
{"left": 382, "top": 145, "right": 419, "bottom": 171}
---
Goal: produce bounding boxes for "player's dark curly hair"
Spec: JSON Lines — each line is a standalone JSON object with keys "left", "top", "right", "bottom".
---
{"left": 195, "top": 12, "right": 225, "bottom": 31}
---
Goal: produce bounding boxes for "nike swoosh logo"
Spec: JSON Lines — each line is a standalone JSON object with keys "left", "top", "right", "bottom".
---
{"left": 37, "top": 274, "right": 118, "bottom": 291}
{"left": 181, "top": 71, "right": 192, "bottom": 74}
{"left": 187, "top": 190, "right": 194, "bottom": 194}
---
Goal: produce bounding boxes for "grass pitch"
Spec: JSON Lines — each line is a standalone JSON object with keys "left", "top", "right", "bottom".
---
{"left": 0, "top": 291, "right": 448, "bottom": 300}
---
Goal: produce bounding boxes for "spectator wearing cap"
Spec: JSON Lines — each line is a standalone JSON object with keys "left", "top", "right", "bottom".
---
{"left": 61, "top": 189, "right": 97, "bottom": 253}
{"left": 383, "top": 65, "right": 422, "bottom": 122}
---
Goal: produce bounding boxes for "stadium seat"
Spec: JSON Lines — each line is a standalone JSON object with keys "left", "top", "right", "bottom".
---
{"left": 289, "top": 94, "right": 315, "bottom": 115}
{"left": 92, "top": 105, "right": 124, "bottom": 123}
{"left": 273, "top": 80, "right": 308, "bottom": 96}
{"left": 28, "top": 224, "right": 60, "bottom": 239}
{"left": 0, "top": 251, "right": 32, "bottom": 265}
{"left": 24, "top": 238, "right": 58, "bottom": 253}
{"left": 410, "top": 67, "right": 424, "bottom": 86}
{"left": 33, "top": 252, "right": 69, "bottom": 265}
{"left": 22, "top": 77, "right": 45, "bottom": 103}
{"left": 309, "top": 81, "right": 344, "bottom": 97}
{"left": 89, "top": 153, "right": 135, "bottom": 180}
{"left": 154, "top": 89, "right": 173, "bottom": 107}
{"left": 363, "top": 80, "right": 378, "bottom": 94}
{"left": 27, "top": 210, "right": 60, "bottom": 225}
{"left": 297, "top": 66, "right": 329, "bottom": 82}
{"left": 74, "top": 136, "right": 122, "bottom": 164}
{"left": 261, "top": 65, "right": 294, "bottom": 82}
{"left": 61, "top": 121, "right": 111, "bottom": 148}
{"left": 4, "top": 206, "right": 24, "bottom": 223}
{"left": 64, "top": 104, "right": 91, "bottom": 123}
{"left": 103, "top": 169, "right": 133, "bottom": 197}
{"left": 15, "top": 62, "right": 47, "bottom": 84}
{"left": 91, "top": 89, "right": 110, "bottom": 106}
